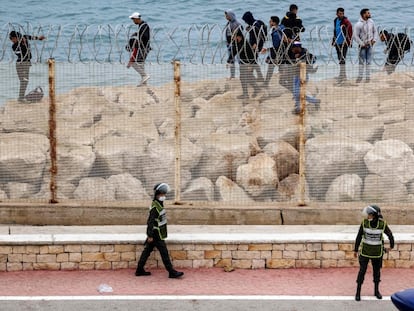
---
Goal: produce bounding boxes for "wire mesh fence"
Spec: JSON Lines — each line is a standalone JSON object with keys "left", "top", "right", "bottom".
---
{"left": 1, "top": 23, "right": 414, "bottom": 206}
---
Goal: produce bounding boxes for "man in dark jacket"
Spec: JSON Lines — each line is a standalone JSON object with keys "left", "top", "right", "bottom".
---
{"left": 9, "top": 31, "right": 45, "bottom": 102}
{"left": 242, "top": 11, "right": 266, "bottom": 83}
{"left": 281, "top": 4, "right": 305, "bottom": 40}
{"left": 126, "top": 12, "right": 151, "bottom": 87}
{"left": 380, "top": 30, "right": 411, "bottom": 74}
{"left": 230, "top": 30, "right": 261, "bottom": 101}
{"left": 225, "top": 10, "right": 243, "bottom": 79}
{"left": 135, "top": 183, "right": 184, "bottom": 278}
{"left": 332, "top": 7, "right": 353, "bottom": 83}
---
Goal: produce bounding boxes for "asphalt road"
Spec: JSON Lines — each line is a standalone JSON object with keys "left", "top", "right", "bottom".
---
{"left": 0, "top": 296, "right": 398, "bottom": 311}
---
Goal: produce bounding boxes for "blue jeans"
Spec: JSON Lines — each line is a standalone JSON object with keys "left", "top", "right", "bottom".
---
{"left": 293, "top": 76, "right": 319, "bottom": 112}
{"left": 358, "top": 46, "right": 372, "bottom": 79}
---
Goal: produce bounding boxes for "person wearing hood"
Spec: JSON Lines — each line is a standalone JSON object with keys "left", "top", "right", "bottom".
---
{"left": 353, "top": 8, "right": 378, "bottom": 83}
{"left": 354, "top": 205, "right": 394, "bottom": 301}
{"left": 281, "top": 4, "right": 305, "bottom": 40}
{"left": 9, "top": 31, "right": 46, "bottom": 103}
{"left": 242, "top": 11, "right": 266, "bottom": 83}
{"left": 225, "top": 10, "right": 243, "bottom": 79}
{"left": 135, "top": 183, "right": 184, "bottom": 279}
{"left": 380, "top": 30, "right": 411, "bottom": 74}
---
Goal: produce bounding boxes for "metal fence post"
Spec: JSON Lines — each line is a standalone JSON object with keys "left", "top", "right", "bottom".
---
{"left": 173, "top": 60, "right": 182, "bottom": 203}
{"left": 48, "top": 58, "right": 58, "bottom": 204}
{"left": 298, "top": 62, "right": 307, "bottom": 206}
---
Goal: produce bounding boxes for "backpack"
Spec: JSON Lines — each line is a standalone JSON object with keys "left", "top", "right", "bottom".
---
{"left": 25, "top": 86, "right": 44, "bottom": 102}
{"left": 397, "top": 33, "right": 411, "bottom": 52}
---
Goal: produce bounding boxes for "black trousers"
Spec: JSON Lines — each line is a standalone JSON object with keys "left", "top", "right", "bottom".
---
{"left": 136, "top": 238, "right": 173, "bottom": 272}
{"left": 357, "top": 255, "right": 382, "bottom": 284}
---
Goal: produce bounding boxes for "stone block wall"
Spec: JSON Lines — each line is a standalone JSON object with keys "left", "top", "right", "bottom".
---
{"left": 0, "top": 242, "right": 413, "bottom": 272}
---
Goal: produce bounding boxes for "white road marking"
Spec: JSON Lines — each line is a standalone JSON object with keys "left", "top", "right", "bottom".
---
{"left": 0, "top": 295, "right": 391, "bottom": 301}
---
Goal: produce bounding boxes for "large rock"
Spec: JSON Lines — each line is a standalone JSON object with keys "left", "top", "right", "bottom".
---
{"left": 364, "top": 139, "right": 414, "bottom": 184}
{"left": 325, "top": 174, "right": 363, "bottom": 202}
{"left": 93, "top": 134, "right": 149, "bottom": 178}
{"left": 197, "top": 133, "right": 260, "bottom": 182}
{"left": 215, "top": 175, "right": 253, "bottom": 202}
{"left": 107, "top": 173, "right": 150, "bottom": 200}
{"left": 57, "top": 145, "right": 96, "bottom": 184}
{"left": 305, "top": 135, "right": 373, "bottom": 198}
{"left": 0, "top": 133, "right": 49, "bottom": 183}
{"left": 236, "top": 153, "right": 278, "bottom": 197}
{"left": 382, "top": 121, "right": 414, "bottom": 150}
{"left": 263, "top": 141, "right": 298, "bottom": 180}
{"left": 181, "top": 177, "right": 215, "bottom": 201}
{"left": 363, "top": 174, "right": 408, "bottom": 203}
{"left": 73, "top": 177, "right": 116, "bottom": 201}
{"left": 276, "top": 174, "right": 310, "bottom": 202}
{"left": 0, "top": 188, "right": 7, "bottom": 199}
{"left": 4, "top": 182, "right": 38, "bottom": 199}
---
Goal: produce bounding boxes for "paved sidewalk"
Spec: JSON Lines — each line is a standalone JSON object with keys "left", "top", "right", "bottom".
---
{"left": 0, "top": 267, "right": 413, "bottom": 297}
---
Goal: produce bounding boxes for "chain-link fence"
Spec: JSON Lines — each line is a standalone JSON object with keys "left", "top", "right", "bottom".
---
{"left": 1, "top": 23, "right": 414, "bottom": 206}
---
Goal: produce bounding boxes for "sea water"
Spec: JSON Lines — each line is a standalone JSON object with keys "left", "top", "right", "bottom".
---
{"left": 0, "top": 0, "right": 413, "bottom": 104}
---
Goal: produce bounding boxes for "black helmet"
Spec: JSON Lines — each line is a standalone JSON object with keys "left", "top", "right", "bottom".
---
{"left": 153, "top": 183, "right": 170, "bottom": 195}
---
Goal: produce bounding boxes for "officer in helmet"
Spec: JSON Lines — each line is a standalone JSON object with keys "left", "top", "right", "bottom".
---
{"left": 354, "top": 205, "right": 394, "bottom": 301}
{"left": 135, "top": 182, "right": 184, "bottom": 278}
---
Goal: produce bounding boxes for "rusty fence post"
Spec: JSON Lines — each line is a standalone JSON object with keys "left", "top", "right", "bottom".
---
{"left": 298, "top": 62, "right": 307, "bottom": 206}
{"left": 173, "top": 60, "right": 182, "bottom": 203}
{"left": 48, "top": 58, "right": 58, "bottom": 203}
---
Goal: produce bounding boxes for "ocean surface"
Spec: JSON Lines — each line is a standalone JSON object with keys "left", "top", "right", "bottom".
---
{"left": 0, "top": 0, "right": 413, "bottom": 104}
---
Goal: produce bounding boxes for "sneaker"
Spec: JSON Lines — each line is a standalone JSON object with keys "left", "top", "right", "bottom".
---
{"left": 135, "top": 269, "right": 151, "bottom": 276}
{"left": 138, "top": 75, "right": 150, "bottom": 87}
{"left": 169, "top": 270, "right": 184, "bottom": 279}
{"left": 356, "top": 77, "right": 362, "bottom": 83}
{"left": 17, "top": 98, "right": 29, "bottom": 104}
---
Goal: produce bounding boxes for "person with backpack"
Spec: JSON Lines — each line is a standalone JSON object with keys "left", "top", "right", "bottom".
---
{"left": 261, "top": 16, "right": 286, "bottom": 87}
{"left": 380, "top": 30, "right": 411, "bottom": 74}
{"left": 242, "top": 11, "right": 267, "bottom": 83}
{"left": 281, "top": 4, "right": 305, "bottom": 41}
{"left": 126, "top": 12, "right": 151, "bottom": 87}
{"left": 9, "top": 31, "right": 46, "bottom": 103}
{"left": 224, "top": 10, "right": 243, "bottom": 80}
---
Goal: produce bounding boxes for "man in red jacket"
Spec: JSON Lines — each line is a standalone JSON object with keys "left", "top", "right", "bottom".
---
{"left": 332, "top": 8, "right": 353, "bottom": 84}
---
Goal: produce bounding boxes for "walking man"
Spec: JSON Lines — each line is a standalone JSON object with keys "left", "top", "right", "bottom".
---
{"left": 127, "top": 12, "right": 151, "bottom": 86}
{"left": 353, "top": 8, "right": 378, "bottom": 83}
{"left": 332, "top": 8, "right": 353, "bottom": 83}
{"left": 380, "top": 30, "right": 411, "bottom": 74}
{"left": 225, "top": 10, "right": 243, "bottom": 80}
{"left": 135, "top": 183, "right": 184, "bottom": 278}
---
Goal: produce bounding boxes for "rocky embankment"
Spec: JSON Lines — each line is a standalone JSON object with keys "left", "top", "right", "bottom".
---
{"left": 1, "top": 71, "right": 414, "bottom": 203}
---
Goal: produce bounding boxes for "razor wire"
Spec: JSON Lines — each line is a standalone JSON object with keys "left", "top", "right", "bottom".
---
{"left": 1, "top": 22, "right": 414, "bottom": 66}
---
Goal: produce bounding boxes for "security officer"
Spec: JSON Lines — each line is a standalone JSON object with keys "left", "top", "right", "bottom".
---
{"left": 354, "top": 205, "right": 394, "bottom": 301}
{"left": 135, "top": 182, "right": 184, "bottom": 278}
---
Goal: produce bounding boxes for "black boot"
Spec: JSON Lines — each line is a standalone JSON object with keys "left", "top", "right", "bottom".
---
{"left": 169, "top": 269, "right": 184, "bottom": 279}
{"left": 135, "top": 268, "right": 151, "bottom": 276}
{"left": 374, "top": 282, "right": 382, "bottom": 299}
{"left": 355, "top": 283, "right": 362, "bottom": 301}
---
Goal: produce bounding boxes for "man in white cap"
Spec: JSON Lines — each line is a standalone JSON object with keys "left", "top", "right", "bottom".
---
{"left": 126, "top": 12, "right": 151, "bottom": 86}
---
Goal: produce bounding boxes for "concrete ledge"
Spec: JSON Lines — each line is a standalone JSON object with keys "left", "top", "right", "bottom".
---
{"left": 1, "top": 202, "right": 414, "bottom": 225}
{"left": 0, "top": 225, "right": 413, "bottom": 271}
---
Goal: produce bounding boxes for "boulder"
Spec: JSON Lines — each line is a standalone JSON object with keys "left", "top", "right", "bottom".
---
{"left": 0, "top": 188, "right": 7, "bottom": 200}
{"left": 364, "top": 139, "right": 414, "bottom": 184}
{"left": 305, "top": 135, "right": 373, "bottom": 198}
{"left": 181, "top": 177, "right": 215, "bottom": 201}
{"left": 325, "top": 174, "right": 363, "bottom": 202}
{"left": 4, "top": 182, "right": 38, "bottom": 199}
{"left": 236, "top": 153, "right": 278, "bottom": 197}
{"left": 215, "top": 175, "right": 253, "bottom": 202}
{"left": 73, "top": 177, "right": 116, "bottom": 201}
{"left": 0, "top": 133, "right": 49, "bottom": 184}
{"left": 382, "top": 121, "right": 414, "bottom": 150}
{"left": 57, "top": 145, "right": 96, "bottom": 184}
{"left": 363, "top": 174, "right": 408, "bottom": 203}
{"left": 276, "top": 174, "right": 310, "bottom": 202}
{"left": 107, "top": 173, "right": 150, "bottom": 200}
{"left": 263, "top": 141, "right": 299, "bottom": 180}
